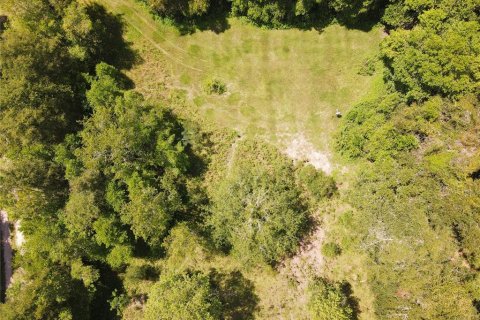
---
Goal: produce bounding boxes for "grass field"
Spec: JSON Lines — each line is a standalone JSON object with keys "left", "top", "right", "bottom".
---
{"left": 90, "top": 1, "right": 383, "bottom": 317}
{"left": 94, "top": 0, "right": 383, "bottom": 174}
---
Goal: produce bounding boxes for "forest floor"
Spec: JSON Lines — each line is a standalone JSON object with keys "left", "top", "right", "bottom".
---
{"left": 93, "top": 0, "right": 384, "bottom": 317}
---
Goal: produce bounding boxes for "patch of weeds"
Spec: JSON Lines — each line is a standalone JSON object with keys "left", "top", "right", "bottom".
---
{"left": 322, "top": 242, "right": 341, "bottom": 258}
{"left": 188, "top": 44, "right": 201, "bottom": 55}
{"left": 204, "top": 78, "right": 227, "bottom": 95}
{"left": 358, "top": 56, "right": 377, "bottom": 76}
{"left": 240, "top": 104, "right": 255, "bottom": 117}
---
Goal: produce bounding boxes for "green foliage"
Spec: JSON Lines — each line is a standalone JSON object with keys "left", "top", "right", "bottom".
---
{"left": 123, "top": 259, "right": 160, "bottom": 296}
{"left": 335, "top": 2, "right": 480, "bottom": 316}
{"left": 144, "top": 268, "right": 258, "bottom": 320}
{"left": 357, "top": 56, "right": 377, "bottom": 76}
{"left": 204, "top": 78, "right": 227, "bottom": 95}
{"left": 147, "top": 0, "right": 211, "bottom": 18}
{"left": 230, "top": 0, "right": 294, "bottom": 27}
{"left": 62, "top": 63, "right": 190, "bottom": 253}
{"left": 338, "top": 91, "right": 480, "bottom": 315}
{"left": 345, "top": 159, "right": 480, "bottom": 318}
{"left": 296, "top": 164, "right": 337, "bottom": 201}
{"left": 162, "top": 223, "right": 212, "bottom": 271}
{"left": 383, "top": 0, "right": 480, "bottom": 29}
{"left": 144, "top": 271, "right": 222, "bottom": 320}
{"left": 381, "top": 1, "right": 415, "bottom": 29}
{"left": 229, "top": 0, "right": 381, "bottom": 27}
{"left": 307, "top": 278, "right": 354, "bottom": 320}
{"left": 337, "top": 93, "right": 422, "bottom": 160}
{"left": 0, "top": 263, "right": 91, "bottom": 320}
{"left": 321, "top": 242, "right": 341, "bottom": 258}
{"left": 207, "top": 140, "right": 307, "bottom": 264}
{"left": 0, "top": 2, "right": 135, "bottom": 318}
{"left": 381, "top": 10, "right": 480, "bottom": 101}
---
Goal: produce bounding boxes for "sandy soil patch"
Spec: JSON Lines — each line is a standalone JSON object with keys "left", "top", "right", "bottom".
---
{"left": 279, "top": 223, "right": 326, "bottom": 290}
{"left": 280, "top": 133, "right": 333, "bottom": 174}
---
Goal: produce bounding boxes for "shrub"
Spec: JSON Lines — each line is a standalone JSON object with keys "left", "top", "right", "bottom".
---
{"left": 204, "top": 78, "right": 226, "bottom": 95}
{"left": 144, "top": 271, "right": 222, "bottom": 320}
{"left": 322, "top": 242, "right": 341, "bottom": 258}
{"left": 308, "top": 278, "right": 354, "bottom": 320}
{"left": 144, "top": 269, "right": 258, "bottom": 320}
{"left": 296, "top": 164, "right": 337, "bottom": 201}
{"left": 208, "top": 140, "right": 307, "bottom": 265}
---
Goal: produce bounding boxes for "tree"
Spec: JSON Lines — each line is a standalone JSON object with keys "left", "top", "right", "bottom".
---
{"left": 147, "top": 0, "right": 211, "bottom": 18}
{"left": 0, "top": 2, "right": 134, "bottom": 317}
{"left": 381, "top": 9, "right": 480, "bottom": 101}
{"left": 144, "top": 271, "right": 222, "bottom": 320}
{"left": 63, "top": 63, "right": 190, "bottom": 254}
{"left": 307, "top": 278, "right": 354, "bottom": 320}
{"left": 207, "top": 140, "right": 306, "bottom": 264}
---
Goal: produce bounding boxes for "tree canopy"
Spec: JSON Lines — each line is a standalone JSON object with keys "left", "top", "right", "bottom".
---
{"left": 207, "top": 140, "right": 307, "bottom": 265}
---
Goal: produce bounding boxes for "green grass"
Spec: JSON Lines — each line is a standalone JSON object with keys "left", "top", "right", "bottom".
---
{"left": 94, "top": 0, "right": 383, "bottom": 157}
{"left": 90, "top": 1, "right": 384, "bottom": 317}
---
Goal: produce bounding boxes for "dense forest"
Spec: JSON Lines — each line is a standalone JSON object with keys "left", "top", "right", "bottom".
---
{"left": 0, "top": 0, "right": 479, "bottom": 319}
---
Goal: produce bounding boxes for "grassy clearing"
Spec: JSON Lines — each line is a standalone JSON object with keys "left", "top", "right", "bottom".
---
{"left": 90, "top": 1, "right": 383, "bottom": 317}
{"left": 94, "top": 0, "right": 383, "bottom": 165}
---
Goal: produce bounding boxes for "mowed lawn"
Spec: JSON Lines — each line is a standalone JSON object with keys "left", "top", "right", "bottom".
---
{"left": 91, "top": 1, "right": 383, "bottom": 317}
{"left": 97, "top": 0, "right": 383, "bottom": 163}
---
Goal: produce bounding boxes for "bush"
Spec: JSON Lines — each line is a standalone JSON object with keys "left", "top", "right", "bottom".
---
{"left": 162, "top": 223, "right": 211, "bottom": 272}
{"left": 204, "top": 78, "right": 226, "bottom": 95}
{"left": 207, "top": 140, "right": 307, "bottom": 265}
{"left": 308, "top": 278, "right": 354, "bottom": 320}
{"left": 322, "top": 242, "right": 341, "bottom": 258}
{"left": 144, "top": 269, "right": 258, "bottom": 320}
{"left": 296, "top": 164, "right": 337, "bottom": 201}
{"left": 357, "top": 56, "right": 377, "bottom": 76}
{"left": 144, "top": 271, "right": 222, "bottom": 320}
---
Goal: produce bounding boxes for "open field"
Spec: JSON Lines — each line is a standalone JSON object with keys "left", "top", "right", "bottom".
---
{"left": 87, "top": 3, "right": 384, "bottom": 317}
{"left": 94, "top": 0, "right": 383, "bottom": 173}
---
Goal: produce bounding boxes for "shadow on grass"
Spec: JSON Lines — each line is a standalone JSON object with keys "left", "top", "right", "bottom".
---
{"left": 341, "top": 281, "right": 361, "bottom": 320}
{"left": 211, "top": 270, "right": 259, "bottom": 320}
{"left": 160, "top": 0, "right": 385, "bottom": 35}
{"left": 85, "top": 3, "right": 141, "bottom": 70}
{"left": 168, "top": 0, "right": 231, "bottom": 35}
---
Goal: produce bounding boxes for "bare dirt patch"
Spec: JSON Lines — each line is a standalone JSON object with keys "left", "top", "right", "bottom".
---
{"left": 279, "top": 224, "right": 326, "bottom": 289}
{"left": 280, "top": 133, "right": 334, "bottom": 174}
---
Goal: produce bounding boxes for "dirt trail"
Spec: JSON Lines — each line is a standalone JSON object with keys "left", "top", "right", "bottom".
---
{"left": 1, "top": 210, "right": 12, "bottom": 292}
{"left": 279, "top": 224, "right": 326, "bottom": 289}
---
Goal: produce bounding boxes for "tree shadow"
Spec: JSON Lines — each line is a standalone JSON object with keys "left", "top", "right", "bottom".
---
{"left": 89, "top": 261, "right": 125, "bottom": 320}
{"left": 335, "top": 4, "right": 386, "bottom": 32}
{"left": 168, "top": 0, "right": 231, "bottom": 35}
{"left": 211, "top": 270, "right": 259, "bottom": 320}
{"left": 341, "top": 281, "right": 361, "bottom": 320}
{"left": 147, "top": 0, "right": 385, "bottom": 35}
{"left": 85, "top": 3, "right": 140, "bottom": 71}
